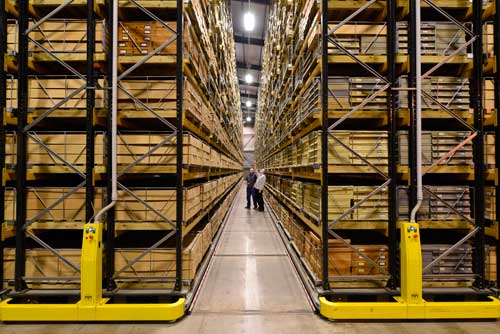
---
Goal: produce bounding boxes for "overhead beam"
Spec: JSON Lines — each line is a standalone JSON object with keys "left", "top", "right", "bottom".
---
{"left": 241, "top": 99, "right": 257, "bottom": 104}
{"left": 234, "top": 34, "right": 265, "bottom": 46}
{"left": 241, "top": 100, "right": 257, "bottom": 105}
{"left": 239, "top": 80, "right": 259, "bottom": 88}
{"left": 240, "top": 93, "right": 258, "bottom": 99}
{"left": 237, "top": 62, "right": 262, "bottom": 71}
{"left": 241, "top": 105, "right": 257, "bottom": 110}
{"left": 233, "top": 0, "right": 270, "bottom": 5}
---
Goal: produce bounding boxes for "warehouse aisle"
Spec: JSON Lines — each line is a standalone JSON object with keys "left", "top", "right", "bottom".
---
{"left": 2, "top": 187, "right": 500, "bottom": 333}
{"left": 191, "top": 185, "right": 313, "bottom": 314}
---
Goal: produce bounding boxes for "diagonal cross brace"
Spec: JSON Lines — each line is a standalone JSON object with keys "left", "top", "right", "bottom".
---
{"left": 422, "top": 0, "right": 475, "bottom": 37}
{"left": 128, "top": 0, "right": 177, "bottom": 34}
{"left": 328, "top": 0, "right": 379, "bottom": 35}
{"left": 328, "top": 132, "right": 389, "bottom": 178}
{"left": 28, "top": 38, "right": 86, "bottom": 80}
{"left": 25, "top": 230, "right": 81, "bottom": 273}
{"left": 26, "top": 0, "right": 75, "bottom": 34}
{"left": 114, "top": 230, "right": 176, "bottom": 277}
{"left": 328, "top": 83, "right": 390, "bottom": 130}
{"left": 328, "top": 37, "right": 388, "bottom": 83}
{"left": 423, "top": 186, "right": 474, "bottom": 224}
{"left": 424, "top": 132, "right": 477, "bottom": 174}
{"left": 117, "top": 182, "right": 176, "bottom": 229}
{"left": 24, "top": 85, "right": 87, "bottom": 132}
{"left": 23, "top": 181, "right": 87, "bottom": 229}
{"left": 328, "top": 180, "right": 391, "bottom": 229}
{"left": 422, "top": 37, "right": 476, "bottom": 79}
{"left": 421, "top": 90, "right": 476, "bottom": 132}
{"left": 118, "top": 35, "right": 177, "bottom": 80}
{"left": 328, "top": 229, "right": 389, "bottom": 275}
{"left": 118, "top": 85, "right": 178, "bottom": 131}
{"left": 422, "top": 227, "right": 479, "bottom": 273}
{"left": 117, "top": 132, "right": 177, "bottom": 176}
{"left": 27, "top": 132, "right": 86, "bottom": 178}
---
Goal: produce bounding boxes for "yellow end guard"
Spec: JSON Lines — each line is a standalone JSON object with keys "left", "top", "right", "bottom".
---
{"left": 319, "top": 223, "right": 500, "bottom": 320}
{"left": 0, "top": 223, "right": 185, "bottom": 322}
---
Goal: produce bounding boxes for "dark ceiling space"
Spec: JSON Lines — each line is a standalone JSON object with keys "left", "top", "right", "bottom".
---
{"left": 231, "top": 0, "right": 269, "bottom": 126}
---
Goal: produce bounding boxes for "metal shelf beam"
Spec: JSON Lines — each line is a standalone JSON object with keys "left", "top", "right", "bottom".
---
{"left": 175, "top": 0, "right": 184, "bottom": 292}
{"left": 320, "top": 0, "right": 330, "bottom": 291}
{"left": 15, "top": 0, "right": 29, "bottom": 291}
{"left": 408, "top": 0, "right": 418, "bottom": 217}
{"left": 494, "top": 0, "right": 500, "bottom": 286}
{"left": 387, "top": 0, "right": 399, "bottom": 290}
{"left": 104, "top": 0, "right": 116, "bottom": 291}
{"left": 85, "top": 0, "right": 96, "bottom": 227}
{"left": 471, "top": 0, "right": 486, "bottom": 289}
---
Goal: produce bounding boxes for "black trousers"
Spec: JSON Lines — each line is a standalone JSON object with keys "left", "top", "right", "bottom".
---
{"left": 255, "top": 189, "right": 264, "bottom": 210}
{"left": 246, "top": 187, "right": 257, "bottom": 207}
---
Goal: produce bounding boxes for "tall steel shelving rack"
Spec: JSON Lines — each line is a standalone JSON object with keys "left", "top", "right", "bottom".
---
{"left": 319, "top": 0, "right": 500, "bottom": 299}
{"left": 10, "top": 0, "right": 106, "bottom": 293}
{"left": 320, "top": 0, "right": 399, "bottom": 294}
{"left": 101, "top": 0, "right": 187, "bottom": 296}
{"left": 0, "top": 0, "right": 188, "bottom": 302}
{"left": 0, "top": 0, "right": 6, "bottom": 291}
{"left": 495, "top": 0, "right": 500, "bottom": 291}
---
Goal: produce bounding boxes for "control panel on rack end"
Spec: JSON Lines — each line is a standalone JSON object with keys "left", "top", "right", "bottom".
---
{"left": 85, "top": 226, "right": 96, "bottom": 240}
{"left": 407, "top": 225, "right": 419, "bottom": 241}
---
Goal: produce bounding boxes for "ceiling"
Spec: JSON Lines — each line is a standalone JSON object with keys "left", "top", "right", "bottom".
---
{"left": 231, "top": 0, "right": 270, "bottom": 126}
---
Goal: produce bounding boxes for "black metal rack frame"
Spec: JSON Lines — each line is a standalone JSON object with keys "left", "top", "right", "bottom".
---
{"left": 471, "top": 0, "right": 486, "bottom": 289}
{"left": 321, "top": 0, "right": 396, "bottom": 291}
{"left": 2, "top": 0, "right": 242, "bottom": 301}
{"left": 99, "top": 0, "right": 186, "bottom": 294}
{"left": 320, "top": 0, "right": 498, "bottom": 296}
{"left": 175, "top": 0, "right": 184, "bottom": 292}
{"left": 386, "top": 0, "right": 399, "bottom": 290}
{"left": 8, "top": 0, "right": 106, "bottom": 292}
{"left": 0, "top": 0, "right": 6, "bottom": 291}
{"left": 104, "top": 0, "right": 116, "bottom": 292}
{"left": 15, "top": 0, "right": 29, "bottom": 292}
{"left": 495, "top": 0, "right": 500, "bottom": 286}
{"left": 2, "top": 0, "right": 186, "bottom": 298}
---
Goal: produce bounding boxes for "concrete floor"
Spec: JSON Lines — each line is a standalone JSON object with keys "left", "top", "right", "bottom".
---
{"left": 1, "top": 186, "right": 500, "bottom": 333}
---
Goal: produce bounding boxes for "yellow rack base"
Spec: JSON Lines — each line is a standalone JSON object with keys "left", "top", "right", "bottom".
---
{"left": 320, "top": 297, "right": 500, "bottom": 320}
{"left": 320, "top": 222, "right": 500, "bottom": 320}
{"left": 0, "top": 223, "right": 185, "bottom": 322}
{"left": 0, "top": 298, "right": 185, "bottom": 322}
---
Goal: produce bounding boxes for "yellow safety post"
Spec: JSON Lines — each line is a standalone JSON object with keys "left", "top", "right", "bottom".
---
{"left": 78, "top": 223, "right": 106, "bottom": 320}
{"left": 0, "top": 223, "right": 185, "bottom": 322}
{"left": 393, "top": 222, "right": 425, "bottom": 319}
{"left": 320, "top": 222, "right": 500, "bottom": 320}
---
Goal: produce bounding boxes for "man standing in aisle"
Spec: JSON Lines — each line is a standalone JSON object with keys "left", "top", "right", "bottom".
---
{"left": 245, "top": 168, "right": 258, "bottom": 209}
{"left": 254, "top": 169, "right": 266, "bottom": 212}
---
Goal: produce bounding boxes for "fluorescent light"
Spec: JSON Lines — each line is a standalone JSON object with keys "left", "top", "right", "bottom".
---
{"left": 246, "top": 116, "right": 252, "bottom": 122}
{"left": 246, "top": 100, "right": 252, "bottom": 108}
{"left": 243, "top": 12, "right": 255, "bottom": 31}
{"left": 245, "top": 73, "right": 253, "bottom": 84}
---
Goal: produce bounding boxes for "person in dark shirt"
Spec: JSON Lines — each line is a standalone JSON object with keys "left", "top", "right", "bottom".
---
{"left": 245, "top": 168, "right": 258, "bottom": 209}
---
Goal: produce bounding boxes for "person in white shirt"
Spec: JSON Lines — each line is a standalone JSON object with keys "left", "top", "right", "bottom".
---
{"left": 254, "top": 169, "right": 266, "bottom": 212}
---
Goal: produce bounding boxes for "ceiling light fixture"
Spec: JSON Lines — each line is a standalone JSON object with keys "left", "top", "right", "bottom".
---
{"left": 246, "top": 100, "right": 252, "bottom": 108}
{"left": 243, "top": 12, "right": 255, "bottom": 31}
{"left": 245, "top": 73, "right": 253, "bottom": 84}
{"left": 246, "top": 116, "right": 252, "bottom": 122}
